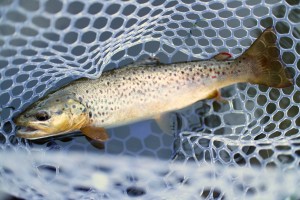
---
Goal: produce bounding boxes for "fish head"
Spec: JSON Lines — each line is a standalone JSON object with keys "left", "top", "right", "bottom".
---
{"left": 14, "top": 94, "right": 89, "bottom": 139}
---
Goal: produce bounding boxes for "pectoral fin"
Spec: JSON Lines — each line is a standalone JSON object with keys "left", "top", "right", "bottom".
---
{"left": 85, "top": 136, "right": 105, "bottom": 150}
{"left": 80, "top": 126, "right": 109, "bottom": 142}
{"left": 213, "top": 52, "right": 232, "bottom": 61}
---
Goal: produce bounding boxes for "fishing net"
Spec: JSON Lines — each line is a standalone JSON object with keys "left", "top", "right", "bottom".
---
{"left": 0, "top": 0, "right": 299, "bottom": 199}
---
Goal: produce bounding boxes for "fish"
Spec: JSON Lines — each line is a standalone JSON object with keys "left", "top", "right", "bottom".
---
{"left": 14, "top": 27, "right": 293, "bottom": 141}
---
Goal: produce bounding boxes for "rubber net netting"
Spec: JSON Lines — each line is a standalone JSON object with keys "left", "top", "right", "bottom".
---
{"left": 0, "top": 0, "right": 299, "bottom": 199}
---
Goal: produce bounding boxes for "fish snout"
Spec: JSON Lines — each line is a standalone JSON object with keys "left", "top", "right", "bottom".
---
{"left": 13, "top": 115, "right": 23, "bottom": 126}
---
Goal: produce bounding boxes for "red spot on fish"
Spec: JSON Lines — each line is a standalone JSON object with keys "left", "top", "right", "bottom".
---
{"left": 220, "top": 52, "right": 232, "bottom": 58}
{"left": 212, "top": 76, "right": 217, "bottom": 78}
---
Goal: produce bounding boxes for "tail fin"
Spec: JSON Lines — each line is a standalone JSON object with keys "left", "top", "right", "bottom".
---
{"left": 239, "top": 27, "right": 293, "bottom": 88}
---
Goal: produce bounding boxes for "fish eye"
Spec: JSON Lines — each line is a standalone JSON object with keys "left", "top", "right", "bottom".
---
{"left": 35, "top": 111, "right": 50, "bottom": 121}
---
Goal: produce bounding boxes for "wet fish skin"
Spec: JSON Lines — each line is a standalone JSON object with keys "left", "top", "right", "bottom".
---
{"left": 14, "top": 27, "right": 293, "bottom": 140}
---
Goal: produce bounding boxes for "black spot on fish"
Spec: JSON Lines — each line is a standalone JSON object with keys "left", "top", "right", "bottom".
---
{"left": 227, "top": 62, "right": 230, "bottom": 65}
{"left": 86, "top": 90, "right": 89, "bottom": 93}
{"left": 89, "top": 112, "right": 92, "bottom": 118}
{"left": 78, "top": 97, "right": 82, "bottom": 102}
{"left": 72, "top": 105, "right": 76, "bottom": 109}
{"left": 56, "top": 111, "right": 62, "bottom": 115}
{"left": 56, "top": 99, "right": 59, "bottom": 102}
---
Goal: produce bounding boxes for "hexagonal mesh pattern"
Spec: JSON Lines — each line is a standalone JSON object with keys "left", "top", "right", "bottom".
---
{"left": 0, "top": 0, "right": 299, "bottom": 199}
{"left": 1, "top": 151, "right": 300, "bottom": 199}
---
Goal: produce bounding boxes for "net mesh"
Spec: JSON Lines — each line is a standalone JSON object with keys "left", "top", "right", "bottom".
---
{"left": 0, "top": 0, "right": 299, "bottom": 199}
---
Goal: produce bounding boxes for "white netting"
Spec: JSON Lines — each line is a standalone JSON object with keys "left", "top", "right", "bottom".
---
{"left": 1, "top": 151, "right": 300, "bottom": 200}
{"left": 0, "top": 0, "right": 299, "bottom": 199}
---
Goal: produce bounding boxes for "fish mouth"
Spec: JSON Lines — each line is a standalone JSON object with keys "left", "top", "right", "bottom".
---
{"left": 16, "top": 126, "right": 49, "bottom": 139}
{"left": 16, "top": 125, "right": 71, "bottom": 140}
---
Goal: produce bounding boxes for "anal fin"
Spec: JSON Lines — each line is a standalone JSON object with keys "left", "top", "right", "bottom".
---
{"left": 80, "top": 126, "right": 109, "bottom": 142}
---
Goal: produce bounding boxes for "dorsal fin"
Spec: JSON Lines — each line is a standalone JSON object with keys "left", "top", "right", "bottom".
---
{"left": 136, "top": 57, "right": 160, "bottom": 66}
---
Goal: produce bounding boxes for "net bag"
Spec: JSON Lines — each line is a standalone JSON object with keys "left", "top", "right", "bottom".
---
{"left": 0, "top": 0, "right": 299, "bottom": 199}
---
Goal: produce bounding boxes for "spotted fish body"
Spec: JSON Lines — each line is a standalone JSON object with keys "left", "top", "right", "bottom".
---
{"left": 68, "top": 59, "right": 251, "bottom": 128}
{"left": 14, "top": 28, "right": 293, "bottom": 140}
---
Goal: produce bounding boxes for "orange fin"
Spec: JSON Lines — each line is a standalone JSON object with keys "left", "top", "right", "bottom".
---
{"left": 213, "top": 52, "right": 232, "bottom": 61}
{"left": 80, "top": 126, "right": 109, "bottom": 142}
{"left": 207, "top": 89, "right": 227, "bottom": 103}
{"left": 85, "top": 136, "right": 105, "bottom": 150}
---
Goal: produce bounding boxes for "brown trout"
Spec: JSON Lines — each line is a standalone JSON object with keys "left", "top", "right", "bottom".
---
{"left": 14, "top": 28, "right": 293, "bottom": 141}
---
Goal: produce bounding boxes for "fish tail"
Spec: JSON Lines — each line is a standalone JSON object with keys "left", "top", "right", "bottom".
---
{"left": 238, "top": 27, "right": 293, "bottom": 88}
